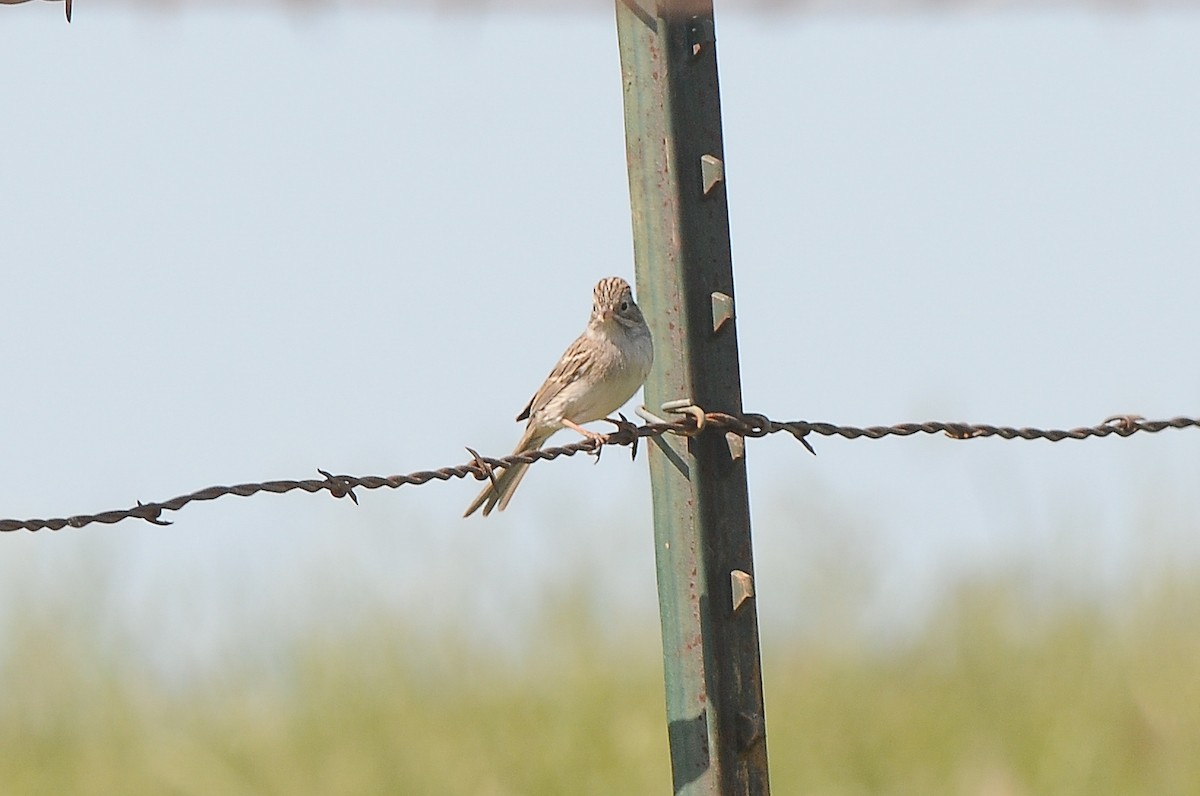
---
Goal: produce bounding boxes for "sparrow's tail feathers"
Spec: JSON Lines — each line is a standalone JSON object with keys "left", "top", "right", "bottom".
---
{"left": 463, "top": 426, "right": 553, "bottom": 517}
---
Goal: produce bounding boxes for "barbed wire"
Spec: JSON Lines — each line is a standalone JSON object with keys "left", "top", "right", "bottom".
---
{"left": 2, "top": 410, "right": 1196, "bottom": 533}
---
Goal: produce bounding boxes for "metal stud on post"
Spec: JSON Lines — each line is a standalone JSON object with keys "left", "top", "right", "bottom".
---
{"left": 615, "top": 2, "right": 770, "bottom": 793}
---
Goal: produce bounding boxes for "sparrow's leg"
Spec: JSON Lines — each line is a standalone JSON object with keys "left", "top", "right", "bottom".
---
{"left": 561, "top": 419, "right": 609, "bottom": 461}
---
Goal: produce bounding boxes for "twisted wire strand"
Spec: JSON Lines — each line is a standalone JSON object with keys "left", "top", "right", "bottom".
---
{"left": 2, "top": 412, "right": 1195, "bottom": 533}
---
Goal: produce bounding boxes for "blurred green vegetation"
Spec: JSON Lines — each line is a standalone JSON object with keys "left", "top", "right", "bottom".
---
{"left": 2, "top": 575, "right": 1198, "bottom": 795}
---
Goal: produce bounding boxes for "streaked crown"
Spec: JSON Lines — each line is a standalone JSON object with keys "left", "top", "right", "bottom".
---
{"left": 593, "top": 276, "right": 632, "bottom": 308}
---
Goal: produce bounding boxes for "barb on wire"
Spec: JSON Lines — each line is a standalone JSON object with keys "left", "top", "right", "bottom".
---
{"left": 2, "top": 410, "right": 1197, "bottom": 533}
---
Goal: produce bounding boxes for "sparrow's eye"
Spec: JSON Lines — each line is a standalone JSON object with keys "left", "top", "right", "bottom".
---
{"left": 619, "top": 301, "right": 629, "bottom": 312}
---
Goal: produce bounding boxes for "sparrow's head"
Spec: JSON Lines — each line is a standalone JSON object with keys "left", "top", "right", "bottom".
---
{"left": 592, "top": 276, "right": 645, "bottom": 330}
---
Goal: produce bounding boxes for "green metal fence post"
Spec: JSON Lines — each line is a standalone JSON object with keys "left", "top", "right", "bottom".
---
{"left": 614, "top": 2, "right": 770, "bottom": 794}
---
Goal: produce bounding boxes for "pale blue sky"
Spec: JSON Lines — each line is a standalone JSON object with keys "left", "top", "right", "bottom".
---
{"left": 2, "top": 6, "right": 1199, "bottom": 674}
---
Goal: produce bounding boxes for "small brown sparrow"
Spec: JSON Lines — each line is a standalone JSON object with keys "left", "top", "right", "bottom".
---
{"left": 464, "top": 277, "right": 653, "bottom": 516}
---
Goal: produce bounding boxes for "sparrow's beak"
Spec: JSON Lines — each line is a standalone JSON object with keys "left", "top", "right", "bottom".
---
{"left": 601, "top": 308, "right": 614, "bottom": 322}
